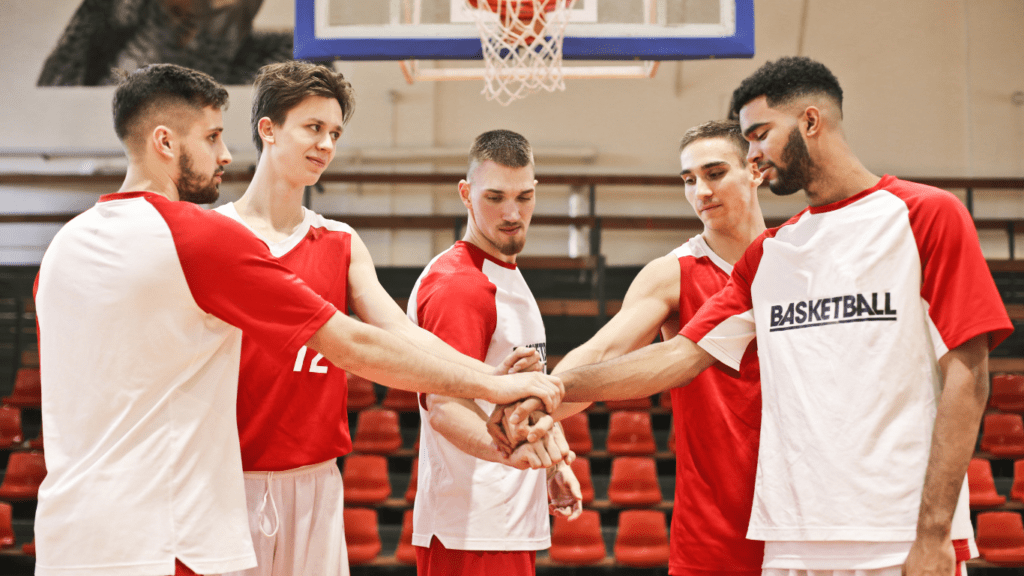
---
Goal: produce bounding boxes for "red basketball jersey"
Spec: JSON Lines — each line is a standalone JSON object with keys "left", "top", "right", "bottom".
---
{"left": 669, "top": 235, "right": 763, "bottom": 576}
{"left": 217, "top": 204, "right": 354, "bottom": 471}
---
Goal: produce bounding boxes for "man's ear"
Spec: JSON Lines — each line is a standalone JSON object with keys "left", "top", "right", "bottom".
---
{"left": 458, "top": 180, "right": 473, "bottom": 210}
{"left": 258, "top": 117, "right": 276, "bottom": 147}
{"left": 803, "top": 106, "right": 822, "bottom": 138}
{"left": 151, "top": 125, "right": 175, "bottom": 160}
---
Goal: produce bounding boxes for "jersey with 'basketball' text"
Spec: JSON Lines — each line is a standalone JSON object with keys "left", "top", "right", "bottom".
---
{"left": 682, "top": 176, "right": 1012, "bottom": 557}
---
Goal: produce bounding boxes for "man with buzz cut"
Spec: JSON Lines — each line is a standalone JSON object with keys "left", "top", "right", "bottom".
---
{"left": 32, "top": 64, "right": 563, "bottom": 576}
{"left": 408, "top": 129, "right": 581, "bottom": 576}
{"left": 216, "top": 61, "right": 551, "bottom": 576}
{"left": 503, "top": 56, "right": 1012, "bottom": 576}
{"left": 549, "top": 119, "right": 766, "bottom": 576}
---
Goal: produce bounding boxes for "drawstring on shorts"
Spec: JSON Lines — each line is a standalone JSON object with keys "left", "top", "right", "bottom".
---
{"left": 257, "top": 471, "right": 279, "bottom": 538}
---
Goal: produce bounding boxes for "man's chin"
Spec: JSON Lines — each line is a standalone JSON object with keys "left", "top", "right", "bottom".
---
{"left": 768, "top": 181, "right": 802, "bottom": 197}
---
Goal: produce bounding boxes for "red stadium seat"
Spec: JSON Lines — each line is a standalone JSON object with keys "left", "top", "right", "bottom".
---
{"left": 0, "top": 406, "right": 23, "bottom": 449}
{"left": 606, "top": 411, "right": 656, "bottom": 456}
{"left": 346, "top": 373, "right": 377, "bottom": 411}
{"left": 991, "top": 374, "right": 1024, "bottom": 413}
{"left": 659, "top": 390, "right": 672, "bottom": 409}
{"left": 352, "top": 409, "right": 403, "bottom": 454}
{"left": 604, "top": 396, "right": 652, "bottom": 411}
{"left": 3, "top": 369, "right": 41, "bottom": 408}
{"left": 0, "top": 503, "right": 14, "bottom": 548}
{"left": 405, "top": 458, "right": 419, "bottom": 503}
{"left": 549, "top": 509, "right": 606, "bottom": 565}
{"left": 569, "top": 457, "right": 595, "bottom": 505}
{"left": 975, "top": 511, "right": 1024, "bottom": 566}
{"left": 608, "top": 457, "right": 662, "bottom": 507}
{"left": 969, "top": 458, "right": 1006, "bottom": 508}
{"left": 341, "top": 454, "right": 391, "bottom": 505}
{"left": 614, "top": 510, "right": 670, "bottom": 568}
{"left": 562, "top": 412, "right": 592, "bottom": 456}
{"left": 981, "top": 414, "right": 1024, "bottom": 458}
{"left": 1012, "top": 460, "right": 1024, "bottom": 503}
{"left": 22, "top": 539, "right": 35, "bottom": 556}
{"left": 382, "top": 387, "right": 420, "bottom": 412}
{"left": 395, "top": 509, "right": 417, "bottom": 565}
{"left": 343, "top": 508, "right": 381, "bottom": 564}
{"left": 0, "top": 451, "right": 46, "bottom": 500}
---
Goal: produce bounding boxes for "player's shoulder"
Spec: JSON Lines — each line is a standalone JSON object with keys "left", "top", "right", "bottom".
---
{"left": 306, "top": 209, "right": 355, "bottom": 235}
{"left": 417, "top": 243, "right": 494, "bottom": 296}
{"left": 627, "top": 250, "right": 683, "bottom": 299}
{"left": 875, "top": 177, "right": 973, "bottom": 232}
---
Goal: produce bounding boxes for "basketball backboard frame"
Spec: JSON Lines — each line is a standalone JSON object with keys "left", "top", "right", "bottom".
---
{"left": 293, "top": 0, "right": 755, "bottom": 62}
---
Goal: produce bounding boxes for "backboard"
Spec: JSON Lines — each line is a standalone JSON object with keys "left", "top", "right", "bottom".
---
{"left": 294, "top": 0, "right": 754, "bottom": 62}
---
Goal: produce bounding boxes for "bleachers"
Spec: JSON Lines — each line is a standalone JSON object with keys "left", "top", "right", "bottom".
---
{"left": 0, "top": 254, "right": 1021, "bottom": 574}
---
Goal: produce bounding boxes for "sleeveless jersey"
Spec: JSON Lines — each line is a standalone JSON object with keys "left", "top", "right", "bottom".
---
{"left": 408, "top": 241, "right": 550, "bottom": 551}
{"left": 215, "top": 203, "right": 354, "bottom": 472}
{"left": 669, "top": 235, "right": 764, "bottom": 575}
{"left": 682, "top": 176, "right": 1012, "bottom": 554}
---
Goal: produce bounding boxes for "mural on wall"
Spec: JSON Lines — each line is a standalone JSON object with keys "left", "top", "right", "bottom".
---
{"left": 37, "top": 0, "right": 292, "bottom": 86}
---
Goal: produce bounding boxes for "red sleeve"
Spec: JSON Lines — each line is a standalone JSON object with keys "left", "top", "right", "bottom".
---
{"left": 415, "top": 268, "right": 497, "bottom": 364}
{"left": 682, "top": 232, "right": 763, "bottom": 344}
{"left": 900, "top": 184, "right": 1013, "bottom": 353}
{"left": 150, "top": 198, "right": 338, "bottom": 357}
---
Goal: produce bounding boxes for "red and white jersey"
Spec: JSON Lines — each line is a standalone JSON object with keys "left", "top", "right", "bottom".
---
{"left": 408, "top": 241, "right": 549, "bottom": 551}
{"left": 668, "top": 235, "right": 764, "bottom": 575}
{"left": 216, "top": 203, "right": 353, "bottom": 472}
{"left": 682, "top": 177, "right": 1013, "bottom": 549}
{"left": 34, "top": 192, "right": 336, "bottom": 576}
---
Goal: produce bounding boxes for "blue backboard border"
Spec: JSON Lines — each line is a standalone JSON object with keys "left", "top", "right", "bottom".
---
{"left": 294, "top": 0, "right": 754, "bottom": 62}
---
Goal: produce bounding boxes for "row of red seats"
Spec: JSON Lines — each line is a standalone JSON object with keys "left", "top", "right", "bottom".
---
{"left": 990, "top": 374, "right": 1024, "bottom": 413}
{"left": 0, "top": 406, "right": 43, "bottom": 450}
{"left": 344, "top": 454, "right": 667, "bottom": 508}
{"left": 968, "top": 458, "right": 1024, "bottom": 508}
{"left": 981, "top": 413, "right": 1024, "bottom": 458}
{"left": 977, "top": 511, "right": 1024, "bottom": 566}
{"left": 0, "top": 502, "right": 36, "bottom": 556}
{"left": 344, "top": 506, "right": 670, "bottom": 568}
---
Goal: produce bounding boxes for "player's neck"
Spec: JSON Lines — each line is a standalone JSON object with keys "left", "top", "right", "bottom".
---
{"left": 235, "top": 158, "right": 308, "bottom": 238}
{"left": 119, "top": 162, "right": 180, "bottom": 201}
{"left": 462, "top": 229, "right": 517, "bottom": 265}
{"left": 702, "top": 215, "right": 766, "bottom": 265}
{"left": 803, "top": 139, "right": 880, "bottom": 207}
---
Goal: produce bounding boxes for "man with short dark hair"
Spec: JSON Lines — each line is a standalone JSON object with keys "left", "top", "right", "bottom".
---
{"left": 33, "top": 64, "right": 563, "bottom": 576}
{"left": 408, "top": 129, "right": 580, "bottom": 576}
{"left": 218, "top": 62, "right": 554, "bottom": 576}
{"left": 550, "top": 119, "right": 766, "bottom": 576}
{"left": 507, "top": 57, "right": 1012, "bottom": 576}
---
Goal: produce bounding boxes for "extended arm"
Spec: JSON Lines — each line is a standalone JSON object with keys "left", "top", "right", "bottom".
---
{"left": 347, "top": 231, "right": 540, "bottom": 375}
{"left": 306, "top": 312, "right": 561, "bottom": 409}
{"left": 903, "top": 334, "right": 990, "bottom": 576}
{"left": 558, "top": 334, "right": 716, "bottom": 404}
{"left": 550, "top": 254, "right": 681, "bottom": 420}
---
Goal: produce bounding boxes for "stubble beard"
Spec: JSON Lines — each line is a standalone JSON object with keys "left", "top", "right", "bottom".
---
{"left": 767, "top": 127, "right": 814, "bottom": 197}
{"left": 177, "top": 150, "right": 221, "bottom": 205}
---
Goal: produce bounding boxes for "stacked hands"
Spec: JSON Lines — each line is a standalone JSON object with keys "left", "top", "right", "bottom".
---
{"left": 487, "top": 347, "right": 583, "bottom": 520}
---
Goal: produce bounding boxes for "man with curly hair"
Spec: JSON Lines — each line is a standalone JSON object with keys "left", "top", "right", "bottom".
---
{"left": 513, "top": 57, "right": 1012, "bottom": 576}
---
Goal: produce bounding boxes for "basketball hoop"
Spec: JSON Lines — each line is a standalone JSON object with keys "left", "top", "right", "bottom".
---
{"left": 464, "top": 0, "right": 576, "bottom": 106}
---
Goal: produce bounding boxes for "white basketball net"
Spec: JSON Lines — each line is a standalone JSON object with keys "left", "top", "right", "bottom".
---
{"left": 464, "top": 0, "right": 576, "bottom": 106}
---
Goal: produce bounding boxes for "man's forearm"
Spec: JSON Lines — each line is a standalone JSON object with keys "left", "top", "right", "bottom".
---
{"left": 560, "top": 335, "right": 715, "bottom": 402}
{"left": 382, "top": 316, "right": 496, "bottom": 373}
{"left": 308, "top": 313, "right": 492, "bottom": 399}
{"left": 916, "top": 336, "right": 990, "bottom": 540}
{"left": 428, "top": 397, "right": 507, "bottom": 464}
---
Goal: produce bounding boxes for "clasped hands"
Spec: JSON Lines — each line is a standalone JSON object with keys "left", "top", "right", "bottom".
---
{"left": 490, "top": 347, "right": 581, "bottom": 519}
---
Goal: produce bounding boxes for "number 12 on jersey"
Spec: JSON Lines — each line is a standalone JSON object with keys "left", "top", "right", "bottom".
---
{"left": 293, "top": 346, "right": 329, "bottom": 374}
